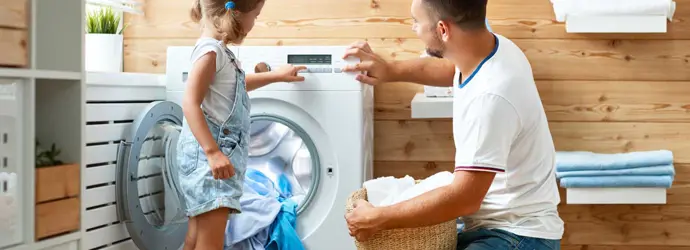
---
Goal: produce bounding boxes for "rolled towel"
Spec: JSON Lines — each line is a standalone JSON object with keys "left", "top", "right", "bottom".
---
{"left": 556, "top": 164, "right": 675, "bottom": 178}
{"left": 556, "top": 150, "right": 673, "bottom": 172}
{"left": 559, "top": 175, "right": 673, "bottom": 188}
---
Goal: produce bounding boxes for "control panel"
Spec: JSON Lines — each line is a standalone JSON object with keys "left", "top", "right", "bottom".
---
{"left": 166, "top": 45, "right": 365, "bottom": 93}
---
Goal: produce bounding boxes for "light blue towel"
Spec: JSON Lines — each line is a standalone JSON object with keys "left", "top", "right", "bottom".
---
{"left": 556, "top": 164, "right": 675, "bottom": 178}
{"left": 556, "top": 150, "right": 673, "bottom": 172}
{"left": 559, "top": 175, "right": 673, "bottom": 188}
{"left": 266, "top": 199, "right": 305, "bottom": 250}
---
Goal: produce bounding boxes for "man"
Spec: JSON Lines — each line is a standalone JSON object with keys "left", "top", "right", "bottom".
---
{"left": 342, "top": 0, "right": 564, "bottom": 249}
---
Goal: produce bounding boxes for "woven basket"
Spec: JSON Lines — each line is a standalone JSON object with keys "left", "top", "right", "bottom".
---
{"left": 345, "top": 187, "right": 458, "bottom": 250}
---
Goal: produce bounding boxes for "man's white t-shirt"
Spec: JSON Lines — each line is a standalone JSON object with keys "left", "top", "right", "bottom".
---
{"left": 453, "top": 34, "right": 564, "bottom": 240}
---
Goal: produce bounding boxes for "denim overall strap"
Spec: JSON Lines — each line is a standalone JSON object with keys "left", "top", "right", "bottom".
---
{"left": 214, "top": 46, "right": 251, "bottom": 174}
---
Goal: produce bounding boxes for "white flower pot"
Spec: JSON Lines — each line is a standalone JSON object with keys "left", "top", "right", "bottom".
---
{"left": 85, "top": 34, "right": 123, "bottom": 72}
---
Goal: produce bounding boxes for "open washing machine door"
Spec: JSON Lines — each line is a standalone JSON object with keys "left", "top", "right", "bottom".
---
{"left": 115, "top": 101, "right": 188, "bottom": 250}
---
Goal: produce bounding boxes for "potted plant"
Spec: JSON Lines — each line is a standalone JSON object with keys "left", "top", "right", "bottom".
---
{"left": 34, "top": 140, "right": 80, "bottom": 240}
{"left": 85, "top": 6, "right": 127, "bottom": 72}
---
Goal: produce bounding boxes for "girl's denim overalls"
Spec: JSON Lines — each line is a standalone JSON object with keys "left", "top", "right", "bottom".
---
{"left": 176, "top": 44, "right": 251, "bottom": 217}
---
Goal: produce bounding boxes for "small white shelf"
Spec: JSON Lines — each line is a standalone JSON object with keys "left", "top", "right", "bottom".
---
{"left": 566, "top": 188, "right": 667, "bottom": 204}
{"left": 0, "top": 69, "right": 81, "bottom": 80}
{"left": 565, "top": 15, "right": 668, "bottom": 33}
{"left": 410, "top": 93, "right": 453, "bottom": 119}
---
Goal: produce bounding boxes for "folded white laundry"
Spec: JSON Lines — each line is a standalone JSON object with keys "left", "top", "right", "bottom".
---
{"left": 363, "top": 172, "right": 455, "bottom": 207}
{"left": 551, "top": 0, "right": 677, "bottom": 22}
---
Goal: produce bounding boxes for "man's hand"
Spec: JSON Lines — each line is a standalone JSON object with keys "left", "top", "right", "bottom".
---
{"left": 345, "top": 199, "right": 385, "bottom": 242}
{"left": 341, "top": 41, "right": 396, "bottom": 85}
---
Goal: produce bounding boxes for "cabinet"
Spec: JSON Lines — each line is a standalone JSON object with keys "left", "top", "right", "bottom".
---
{"left": 0, "top": 0, "right": 84, "bottom": 249}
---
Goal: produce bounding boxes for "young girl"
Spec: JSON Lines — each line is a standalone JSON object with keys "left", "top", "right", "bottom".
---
{"left": 177, "top": 0, "right": 307, "bottom": 249}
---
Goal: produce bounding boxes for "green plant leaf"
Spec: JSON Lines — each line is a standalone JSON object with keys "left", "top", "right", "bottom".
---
{"left": 86, "top": 6, "right": 124, "bottom": 34}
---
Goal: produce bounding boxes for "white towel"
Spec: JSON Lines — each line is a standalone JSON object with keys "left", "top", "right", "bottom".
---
{"left": 363, "top": 175, "right": 415, "bottom": 207}
{"left": 364, "top": 172, "right": 455, "bottom": 207}
{"left": 551, "top": 0, "right": 677, "bottom": 22}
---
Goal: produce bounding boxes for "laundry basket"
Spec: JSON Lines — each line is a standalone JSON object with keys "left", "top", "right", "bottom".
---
{"left": 345, "top": 187, "right": 458, "bottom": 250}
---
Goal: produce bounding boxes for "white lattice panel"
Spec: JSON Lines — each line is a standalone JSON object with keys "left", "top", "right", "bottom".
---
{"left": 0, "top": 78, "right": 24, "bottom": 249}
{"left": 82, "top": 79, "right": 165, "bottom": 250}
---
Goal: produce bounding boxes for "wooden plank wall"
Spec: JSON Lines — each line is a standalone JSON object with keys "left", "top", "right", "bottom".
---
{"left": 122, "top": 0, "right": 690, "bottom": 248}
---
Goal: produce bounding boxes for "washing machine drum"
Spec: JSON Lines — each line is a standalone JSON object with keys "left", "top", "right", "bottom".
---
{"left": 116, "top": 101, "right": 188, "bottom": 250}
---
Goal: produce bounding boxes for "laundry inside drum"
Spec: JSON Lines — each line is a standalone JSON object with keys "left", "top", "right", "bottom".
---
{"left": 247, "top": 117, "right": 319, "bottom": 214}
{"left": 136, "top": 120, "right": 187, "bottom": 229}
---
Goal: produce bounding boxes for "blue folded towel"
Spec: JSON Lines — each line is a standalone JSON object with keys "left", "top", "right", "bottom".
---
{"left": 556, "top": 164, "right": 675, "bottom": 178}
{"left": 556, "top": 150, "right": 673, "bottom": 172}
{"left": 559, "top": 175, "right": 673, "bottom": 188}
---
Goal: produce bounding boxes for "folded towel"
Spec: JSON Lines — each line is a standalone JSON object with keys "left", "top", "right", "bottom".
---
{"left": 556, "top": 150, "right": 673, "bottom": 172}
{"left": 556, "top": 164, "right": 675, "bottom": 178}
{"left": 559, "top": 175, "right": 673, "bottom": 188}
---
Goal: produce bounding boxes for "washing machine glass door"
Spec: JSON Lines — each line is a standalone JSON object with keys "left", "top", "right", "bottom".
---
{"left": 116, "top": 101, "right": 188, "bottom": 250}
{"left": 248, "top": 114, "right": 320, "bottom": 214}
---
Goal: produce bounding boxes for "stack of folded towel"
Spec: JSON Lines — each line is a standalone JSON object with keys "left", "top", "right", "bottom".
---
{"left": 555, "top": 150, "right": 675, "bottom": 188}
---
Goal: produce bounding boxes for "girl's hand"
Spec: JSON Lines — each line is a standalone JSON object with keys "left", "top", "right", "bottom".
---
{"left": 207, "top": 150, "right": 235, "bottom": 179}
{"left": 273, "top": 64, "right": 307, "bottom": 82}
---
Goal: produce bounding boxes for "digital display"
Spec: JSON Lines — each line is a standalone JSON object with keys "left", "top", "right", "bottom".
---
{"left": 287, "top": 54, "right": 332, "bottom": 65}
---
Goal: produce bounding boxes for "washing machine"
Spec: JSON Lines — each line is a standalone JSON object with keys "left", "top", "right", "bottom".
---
{"left": 114, "top": 45, "right": 374, "bottom": 250}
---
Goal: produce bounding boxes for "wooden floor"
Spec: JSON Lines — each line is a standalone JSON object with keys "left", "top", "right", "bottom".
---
{"left": 122, "top": 0, "right": 690, "bottom": 248}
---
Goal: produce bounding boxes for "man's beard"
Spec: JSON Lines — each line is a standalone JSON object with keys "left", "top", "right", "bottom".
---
{"left": 425, "top": 35, "right": 445, "bottom": 58}
{"left": 425, "top": 48, "right": 444, "bottom": 58}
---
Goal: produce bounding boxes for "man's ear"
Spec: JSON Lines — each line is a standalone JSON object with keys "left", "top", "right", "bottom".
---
{"left": 437, "top": 20, "right": 451, "bottom": 42}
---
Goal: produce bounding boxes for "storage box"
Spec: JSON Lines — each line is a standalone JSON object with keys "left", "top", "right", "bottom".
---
{"left": 0, "top": 0, "right": 29, "bottom": 68}
{"left": 35, "top": 164, "right": 80, "bottom": 240}
{"left": 0, "top": 0, "right": 28, "bottom": 29}
{"left": 0, "top": 29, "right": 28, "bottom": 68}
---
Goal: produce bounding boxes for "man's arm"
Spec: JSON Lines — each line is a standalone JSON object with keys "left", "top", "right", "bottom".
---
{"left": 341, "top": 41, "right": 455, "bottom": 87}
{"left": 378, "top": 170, "right": 495, "bottom": 229}
{"left": 389, "top": 57, "right": 456, "bottom": 87}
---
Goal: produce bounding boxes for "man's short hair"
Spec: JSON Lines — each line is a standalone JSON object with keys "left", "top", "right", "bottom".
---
{"left": 422, "top": 0, "right": 487, "bottom": 30}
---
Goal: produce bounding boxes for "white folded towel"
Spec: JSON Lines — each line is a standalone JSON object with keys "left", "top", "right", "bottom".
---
{"left": 363, "top": 172, "right": 455, "bottom": 207}
{"left": 551, "top": 0, "right": 677, "bottom": 22}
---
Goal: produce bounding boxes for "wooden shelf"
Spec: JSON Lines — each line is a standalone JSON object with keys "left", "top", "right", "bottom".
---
{"left": 0, "top": 69, "right": 81, "bottom": 80}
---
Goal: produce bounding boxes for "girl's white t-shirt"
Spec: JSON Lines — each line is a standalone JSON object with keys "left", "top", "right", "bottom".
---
{"left": 188, "top": 37, "right": 242, "bottom": 125}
